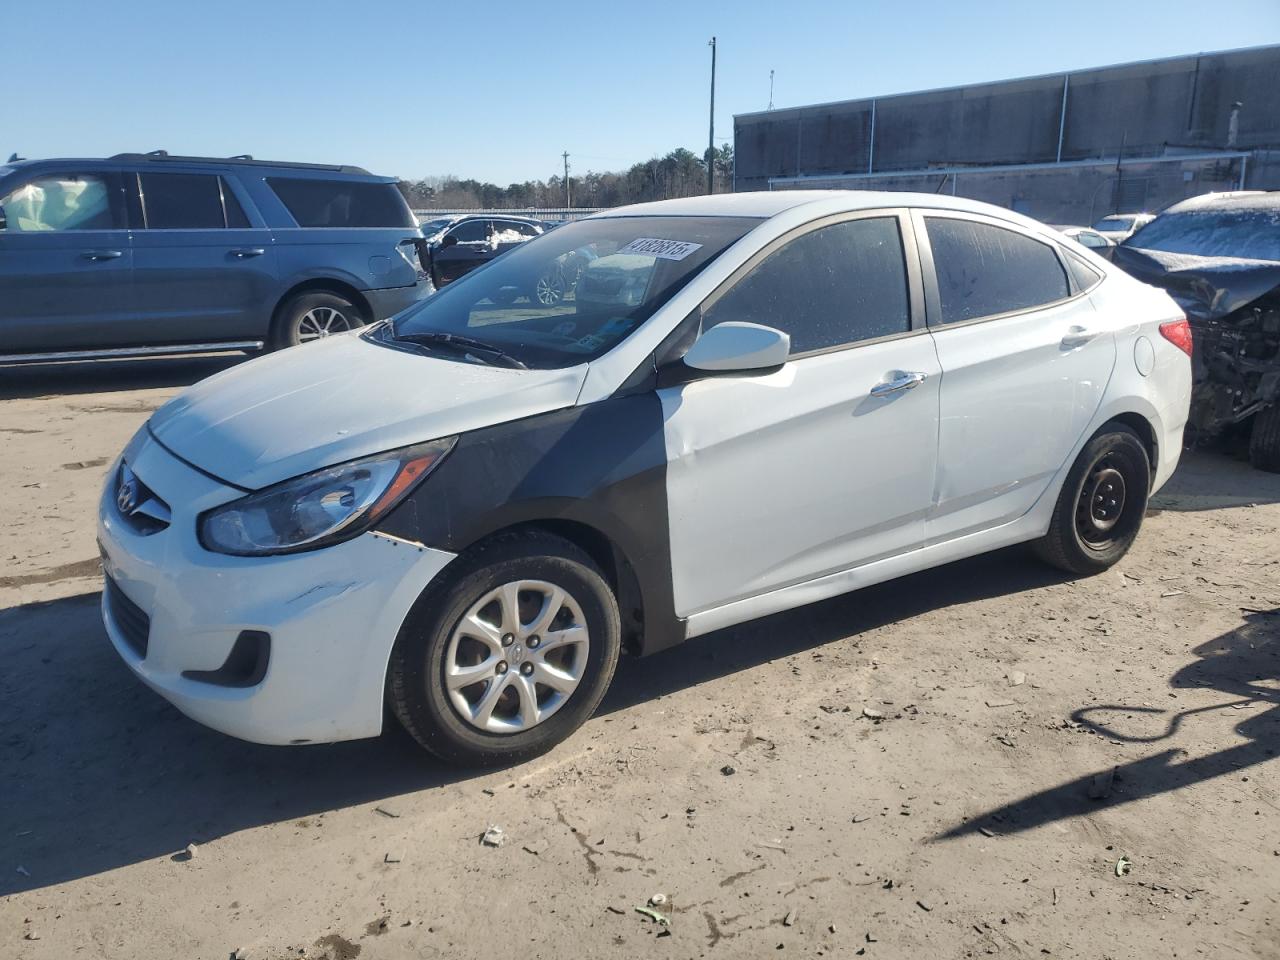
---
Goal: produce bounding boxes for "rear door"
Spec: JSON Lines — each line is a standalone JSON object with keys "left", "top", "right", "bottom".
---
{"left": 0, "top": 169, "right": 133, "bottom": 353}
{"left": 916, "top": 210, "right": 1116, "bottom": 544}
{"left": 128, "top": 170, "right": 276, "bottom": 343}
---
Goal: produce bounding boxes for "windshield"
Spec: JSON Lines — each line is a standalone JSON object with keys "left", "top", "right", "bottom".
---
{"left": 420, "top": 217, "right": 454, "bottom": 235}
{"left": 388, "top": 215, "right": 760, "bottom": 369}
{"left": 1125, "top": 206, "right": 1280, "bottom": 262}
{"left": 1094, "top": 216, "right": 1134, "bottom": 231}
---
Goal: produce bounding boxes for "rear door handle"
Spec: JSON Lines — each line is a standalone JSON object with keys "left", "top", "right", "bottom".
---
{"left": 870, "top": 370, "right": 927, "bottom": 397}
{"left": 81, "top": 249, "right": 123, "bottom": 261}
{"left": 230, "top": 248, "right": 265, "bottom": 258}
{"left": 1061, "top": 326, "right": 1098, "bottom": 348}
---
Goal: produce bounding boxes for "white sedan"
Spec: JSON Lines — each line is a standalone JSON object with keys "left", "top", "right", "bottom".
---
{"left": 98, "top": 191, "right": 1192, "bottom": 765}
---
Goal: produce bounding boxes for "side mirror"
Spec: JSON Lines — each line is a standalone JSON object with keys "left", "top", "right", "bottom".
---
{"left": 439, "top": 233, "right": 458, "bottom": 250}
{"left": 683, "top": 322, "right": 790, "bottom": 373}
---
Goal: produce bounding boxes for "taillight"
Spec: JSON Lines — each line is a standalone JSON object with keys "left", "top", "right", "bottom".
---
{"left": 1159, "top": 317, "right": 1193, "bottom": 357}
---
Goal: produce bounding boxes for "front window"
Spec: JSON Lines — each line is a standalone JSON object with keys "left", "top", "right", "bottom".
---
{"left": 386, "top": 215, "right": 760, "bottom": 369}
{"left": 1093, "top": 216, "right": 1135, "bottom": 231}
{"left": 0, "top": 173, "right": 120, "bottom": 231}
{"left": 1124, "top": 206, "right": 1280, "bottom": 262}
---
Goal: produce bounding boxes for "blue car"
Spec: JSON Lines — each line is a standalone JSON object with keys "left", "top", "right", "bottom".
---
{"left": 0, "top": 151, "right": 428, "bottom": 361}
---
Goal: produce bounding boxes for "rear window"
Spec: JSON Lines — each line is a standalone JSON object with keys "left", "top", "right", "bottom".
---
{"left": 926, "top": 217, "right": 1070, "bottom": 324}
{"left": 139, "top": 173, "right": 225, "bottom": 229}
{"left": 1094, "top": 216, "right": 1134, "bottom": 231}
{"left": 267, "top": 177, "right": 416, "bottom": 228}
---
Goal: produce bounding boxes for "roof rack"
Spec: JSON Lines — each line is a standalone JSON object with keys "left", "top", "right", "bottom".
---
{"left": 107, "top": 152, "right": 372, "bottom": 175}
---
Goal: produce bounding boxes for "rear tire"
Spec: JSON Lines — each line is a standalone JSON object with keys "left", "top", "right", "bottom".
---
{"left": 1033, "top": 424, "right": 1151, "bottom": 575}
{"left": 387, "top": 531, "right": 621, "bottom": 766}
{"left": 1248, "top": 406, "right": 1280, "bottom": 473}
{"left": 271, "top": 291, "right": 364, "bottom": 349}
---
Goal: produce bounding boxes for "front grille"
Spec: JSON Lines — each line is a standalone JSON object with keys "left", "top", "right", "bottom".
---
{"left": 105, "top": 574, "right": 150, "bottom": 659}
{"left": 114, "top": 462, "right": 171, "bottom": 535}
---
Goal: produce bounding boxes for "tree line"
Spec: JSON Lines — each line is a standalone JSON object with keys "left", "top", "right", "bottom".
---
{"left": 397, "top": 144, "right": 734, "bottom": 210}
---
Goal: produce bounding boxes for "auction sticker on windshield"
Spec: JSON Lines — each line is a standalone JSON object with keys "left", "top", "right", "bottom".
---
{"left": 619, "top": 238, "right": 704, "bottom": 260}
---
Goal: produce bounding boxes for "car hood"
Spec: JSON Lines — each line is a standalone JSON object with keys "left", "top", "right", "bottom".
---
{"left": 148, "top": 331, "right": 587, "bottom": 490}
{"left": 1112, "top": 245, "right": 1280, "bottom": 322}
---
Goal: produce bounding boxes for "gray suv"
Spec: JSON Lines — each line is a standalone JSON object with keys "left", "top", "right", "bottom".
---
{"left": 0, "top": 152, "right": 427, "bottom": 361}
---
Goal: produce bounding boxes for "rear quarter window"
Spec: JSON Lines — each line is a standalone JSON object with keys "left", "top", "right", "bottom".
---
{"left": 267, "top": 178, "right": 416, "bottom": 228}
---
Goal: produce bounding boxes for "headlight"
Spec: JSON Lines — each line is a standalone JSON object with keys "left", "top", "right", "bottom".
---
{"left": 199, "top": 438, "right": 455, "bottom": 556}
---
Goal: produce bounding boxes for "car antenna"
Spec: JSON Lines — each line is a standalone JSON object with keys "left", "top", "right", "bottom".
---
{"left": 7, "top": 152, "right": 24, "bottom": 162}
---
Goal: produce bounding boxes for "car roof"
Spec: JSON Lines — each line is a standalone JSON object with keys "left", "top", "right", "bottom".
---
{"left": 587, "top": 190, "right": 1050, "bottom": 229}
{"left": 1160, "top": 191, "right": 1278, "bottom": 215}
{"left": 2, "top": 153, "right": 390, "bottom": 181}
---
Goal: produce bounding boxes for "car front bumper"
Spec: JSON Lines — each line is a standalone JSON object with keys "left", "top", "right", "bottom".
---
{"left": 97, "top": 428, "right": 457, "bottom": 745}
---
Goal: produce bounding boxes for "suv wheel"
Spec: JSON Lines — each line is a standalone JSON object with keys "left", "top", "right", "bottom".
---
{"left": 1033, "top": 424, "right": 1151, "bottom": 575}
{"left": 273, "top": 292, "right": 364, "bottom": 349}
{"left": 387, "top": 531, "right": 621, "bottom": 766}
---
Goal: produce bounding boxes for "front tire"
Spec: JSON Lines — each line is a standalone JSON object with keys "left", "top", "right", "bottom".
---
{"left": 271, "top": 291, "right": 364, "bottom": 349}
{"left": 1033, "top": 425, "right": 1151, "bottom": 575}
{"left": 387, "top": 531, "right": 621, "bottom": 766}
{"left": 1248, "top": 406, "right": 1280, "bottom": 473}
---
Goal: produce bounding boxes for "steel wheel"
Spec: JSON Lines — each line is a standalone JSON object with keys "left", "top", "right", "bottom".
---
{"left": 1075, "top": 456, "right": 1128, "bottom": 546}
{"left": 296, "top": 306, "right": 354, "bottom": 343}
{"left": 444, "top": 579, "right": 589, "bottom": 734}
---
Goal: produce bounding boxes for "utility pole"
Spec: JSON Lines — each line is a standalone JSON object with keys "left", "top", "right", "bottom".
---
{"left": 768, "top": 69, "right": 774, "bottom": 110}
{"left": 707, "top": 36, "right": 717, "bottom": 195}
{"left": 562, "top": 151, "right": 571, "bottom": 207}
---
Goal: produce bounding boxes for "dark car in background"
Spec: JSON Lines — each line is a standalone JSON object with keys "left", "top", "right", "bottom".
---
{"left": 0, "top": 152, "right": 427, "bottom": 361}
{"left": 1114, "top": 191, "right": 1280, "bottom": 471}
{"left": 419, "top": 214, "right": 544, "bottom": 288}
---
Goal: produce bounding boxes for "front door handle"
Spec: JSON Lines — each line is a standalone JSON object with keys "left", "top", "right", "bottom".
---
{"left": 230, "top": 247, "right": 265, "bottom": 258}
{"left": 1061, "top": 325, "right": 1098, "bottom": 348}
{"left": 81, "top": 249, "right": 123, "bottom": 261}
{"left": 870, "top": 370, "right": 927, "bottom": 397}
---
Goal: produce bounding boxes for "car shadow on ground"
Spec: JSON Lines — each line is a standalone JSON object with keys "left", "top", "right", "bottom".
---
{"left": 1151, "top": 447, "right": 1280, "bottom": 511}
{"left": 933, "top": 608, "right": 1280, "bottom": 841}
{"left": 0, "top": 354, "right": 249, "bottom": 401}
{"left": 0, "top": 547, "right": 1066, "bottom": 896}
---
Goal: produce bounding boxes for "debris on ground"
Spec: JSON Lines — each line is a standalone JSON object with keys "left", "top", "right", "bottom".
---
{"left": 862, "top": 707, "right": 884, "bottom": 720}
{"left": 916, "top": 900, "right": 932, "bottom": 912}
{"left": 648, "top": 893, "right": 668, "bottom": 907}
{"left": 783, "top": 908, "right": 798, "bottom": 926}
{"left": 481, "top": 825, "right": 506, "bottom": 848}
{"left": 1088, "top": 768, "right": 1116, "bottom": 800}
{"left": 1007, "top": 670, "right": 1027, "bottom": 686}
{"left": 184, "top": 842, "right": 199, "bottom": 860}
{"left": 985, "top": 698, "right": 1017, "bottom": 708}
{"left": 606, "top": 906, "right": 626, "bottom": 915}
{"left": 635, "top": 906, "right": 670, "bottom": 926}
{"left": 384, "top": 852, "right": 402, "bottom": 864}
{"left": 374, "top": 806, "right": 400, "bottom": 819}
{"left": 1115, "top": 856, "right": 1132, "bottom": 877}
{"left": 852, "top": 814, "right": 870, "bottom": 824}
{"left": 720, "top": 764, "right": 737, "bottom": 776}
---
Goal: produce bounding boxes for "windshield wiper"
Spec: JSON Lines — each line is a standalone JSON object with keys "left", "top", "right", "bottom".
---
{"left": 391, "top": 330, "right": 528, "bottom": 369}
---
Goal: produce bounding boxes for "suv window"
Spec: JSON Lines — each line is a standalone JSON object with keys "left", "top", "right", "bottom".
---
{"left": 447, "top": 219, "right": 490, "bottom": 243}
{"left": 138, "top": 173, "right": 227, "bottom": 229}
{"left": 705, "top": 216, "right": 910, "bottom": 354}
{"left": 493, "top": 219, "right": 539, "bottom": 239}
{"left": 267, "top": 177, "right": 417, "bottom": 228}
{"left": 925, "top": 218, "right": 1069, "bottom": 324}
{"left": 221, "top": 180, "right": 251, "bottom": 228}
{"left": 0, "top": 173, "right": 121, "bottom": 231}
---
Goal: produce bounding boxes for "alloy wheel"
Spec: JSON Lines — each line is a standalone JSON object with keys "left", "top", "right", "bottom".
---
{"left": 444, "top": 580, "right": 589, "bottom": 733}
{"left": 296, "top": 306, "right": 354, "bottom": 343}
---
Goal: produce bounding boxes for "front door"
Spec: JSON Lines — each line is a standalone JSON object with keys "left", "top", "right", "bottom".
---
{"left": 128, "top": 171, "right": 277, "bottom": 343}
{"left": 661, "top": 212, "right": 941, "bottom": 619}
{"left": 432, "top": 219, "right": 493, "bottom": 286}
{"left": 915, "top": 211, "right": 1117, "bottom": 544}
{"left": 0, "top": 170, "right": 133, "bottom": 353}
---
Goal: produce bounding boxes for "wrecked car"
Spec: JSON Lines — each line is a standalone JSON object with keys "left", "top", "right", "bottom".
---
{"left": 1114, "top": 192, "right": 1280, "bottom": 471}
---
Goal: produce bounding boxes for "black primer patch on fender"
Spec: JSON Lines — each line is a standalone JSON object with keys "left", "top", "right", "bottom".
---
{"left": 377, "top": 393, "right": 684, "bottom": 654}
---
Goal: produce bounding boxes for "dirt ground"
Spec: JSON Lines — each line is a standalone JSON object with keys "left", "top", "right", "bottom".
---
{"left": 1, "top": 356, "right": 1278, "bottom": 960}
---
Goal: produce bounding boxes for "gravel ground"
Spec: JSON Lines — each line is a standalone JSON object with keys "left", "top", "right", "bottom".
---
{"left": 1, "top": 356, "right": 1278, "bottom": 960}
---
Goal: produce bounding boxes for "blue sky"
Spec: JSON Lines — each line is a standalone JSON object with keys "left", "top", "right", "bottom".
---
{"left": 9, "top": 0, "right": 1279, "bottom": 184}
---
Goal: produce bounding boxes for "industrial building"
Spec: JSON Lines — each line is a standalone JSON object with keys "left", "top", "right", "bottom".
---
{"left": 733, "top": 44, "right": 1280, "bottom": 224}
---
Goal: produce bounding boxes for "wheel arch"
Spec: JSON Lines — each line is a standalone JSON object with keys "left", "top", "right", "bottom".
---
{"left": 449, "top": 516, "right": 651, "bottom": 657}
{"left": 1094, "top": 411, "right": 1158, "bottom": 489}
{"left": 271, "top": 278, "right": 373, "bottom": 330}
